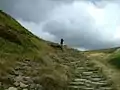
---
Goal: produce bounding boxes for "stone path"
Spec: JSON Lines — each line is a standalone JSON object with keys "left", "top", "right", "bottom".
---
{"left": 67, "top": 60, "right": 115, "bottom": 90}
{"left": 56, "top": 51, "right": 116, "bottom": 90}
{"left": 0, "top": 50, "right": 117, "bottom": 90}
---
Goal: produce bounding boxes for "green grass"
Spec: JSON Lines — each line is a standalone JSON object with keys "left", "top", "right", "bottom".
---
{"left": 1, "top": 9, "right": 120, "bottom": 90}
{"left": 0, "top": 9, "right": 52, "bottom": 61}
{"left": 0, "top": 10, "right": 52, "bottom": 54}
{"left": 85, "top": 48, "right": 120, "bottom": 90}
{"left": 85, "top": 47, "right": 120, "bottom": 54}
{"left": 109, "top": 51, "right": 120, "bottom": 69}
{"left": 0, "top": 10, "right": 72, "bottom": 90}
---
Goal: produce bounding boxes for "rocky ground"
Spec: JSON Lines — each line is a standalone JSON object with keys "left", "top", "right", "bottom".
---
{"left": 0, "top": 50, "right": 117, "bottom": 90}
{"left": 0, "top": 59, "right": 43, "bottom": 90}
{"left": 57, "top": 50, "right": 116, "bottom": 90}
{"left": 67, "top": 61, "right": 115, "bottom": 90}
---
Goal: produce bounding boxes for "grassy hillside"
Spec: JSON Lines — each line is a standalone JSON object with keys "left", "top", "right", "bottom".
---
{"left": 108, "top": 49, "right": 120, "bottom": 69}
{"left": 0, "top": 10, "right": 119, "bottom": 90}
{"left": 0, "top": 10, "right": 51, "bottom": 54}
{"left": 84, "top": 47, "right": 120, "bottom": 90}
{"left": 0, "top": 10, "right": 73, "bottom": 90}
{"left": 0, "top": 9, "right": 51, "bottom": 75}
{"left": 84, "top": 47, "right": 120, "bottom": 69}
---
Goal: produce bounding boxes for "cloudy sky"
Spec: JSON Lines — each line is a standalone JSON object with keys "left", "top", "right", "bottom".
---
{"left": 0, "top": 0, "right": 120, "bottom": 50}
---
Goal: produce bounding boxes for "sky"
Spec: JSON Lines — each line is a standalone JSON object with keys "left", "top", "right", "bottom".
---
{"left": 0, "top": 0, "right": 120, "bottom": 50}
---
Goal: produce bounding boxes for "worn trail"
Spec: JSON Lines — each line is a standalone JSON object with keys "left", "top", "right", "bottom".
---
{"left": 57, "top": 51, "right": 116, "bottom": 90}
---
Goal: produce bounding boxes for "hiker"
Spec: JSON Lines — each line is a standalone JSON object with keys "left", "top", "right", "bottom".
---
{"left": 60, "top": 38, "right": 64, "bottom": 50}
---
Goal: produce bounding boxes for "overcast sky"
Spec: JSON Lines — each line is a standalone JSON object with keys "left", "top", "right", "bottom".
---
{"left": 0, "top": 0, "right": 120, "bottom": 50}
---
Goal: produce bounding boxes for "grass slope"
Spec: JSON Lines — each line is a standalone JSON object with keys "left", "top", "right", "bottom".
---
{"left": 1, "top": 10, "right": 120, "bottom": 90}
{"left": 0, "top": 10, "right": 71, "bottom": 90}
{"left": 84, "top": 47, "right": 120, "bottom": 90}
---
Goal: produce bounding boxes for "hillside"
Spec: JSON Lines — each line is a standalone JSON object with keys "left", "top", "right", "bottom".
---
{"left": 0, "top": 10, "right": 72, "bottom": 90}
{"left": 84, "top": 47, "right": 120, "bottom": 90}
{"left": 0, "top": 10, "right": 119, "bottom": 90}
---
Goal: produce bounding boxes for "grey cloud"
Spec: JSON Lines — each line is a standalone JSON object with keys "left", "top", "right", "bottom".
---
{"left": 42, "top": 19, "right": 119, "bottom": 50}
{"left": 0, "top": 0, "right": 57, "bottom": 22}
{"left": 1, "top": 0, "right": 120, "bottom": 50}
{"left": 41, "top": 1, "right": 120, "bottom": 50}
{"left": 0, "top": 0, "right": 17, "bottom": 15}
{"left": 0, "top": 0, "right": 78, "bottom": 23}
{"left": 0, "top": 0, "right": 102, "bottom": 22}
{"left": 0, "top": 0, "right": 117, "bottom": 22}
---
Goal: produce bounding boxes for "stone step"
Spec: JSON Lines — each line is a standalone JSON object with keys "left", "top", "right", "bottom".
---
{"left": 68, "top": 86, "right": 94, "bottom": 90}
{"left": 67, "top": 60, "right": 115, "bottom": 90}
{"left": 90, "top": 81, "right": 110, "bottom": 87}
{"left": 76, "top": 67, "right": 99, "bottom": 73}
{"left": 85, "top": 68, "right": 99, "bottom": 72}
{"left": 70, "top": 81, "right": 95, "bottom": 88}
{"left": 69, "top": 80, "right": 112, "bottom": 90}
{"left": 99, "top": 87, "right": 113, "bottom": 90}
{"left": 73, "top": 79, "right": 92, "bottom": 85}
{"left": 85, "top": 76, "right": 105, "bottom": 81}
{"left": 88, "top": 77, "right": 104, "bottom": 82}
{"left": 73, "top": 78, "right": 107, "bottom": 83}
{"left": 74, "top": 78, "right": 89, "bottom": 82}
{"left": 77, "top": 67, "right": 85, "bottom": 70}
{"left": 69, "top": 81, "right": 84, "bottom": 85}
{"left": 82, "top": 71, "right": 94, "bottom": 76}
{"left": 90, "top": 74, "right": 104, "bottom": 78}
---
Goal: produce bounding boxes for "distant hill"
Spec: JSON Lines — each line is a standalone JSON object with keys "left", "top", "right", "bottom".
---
{"left": 85, "top": 47, "right": 120, "bottom": 53}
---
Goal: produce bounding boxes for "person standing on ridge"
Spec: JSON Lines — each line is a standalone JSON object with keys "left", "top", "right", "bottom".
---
{"left": 60, "top": 38, "right": 64, "bottom": 50}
